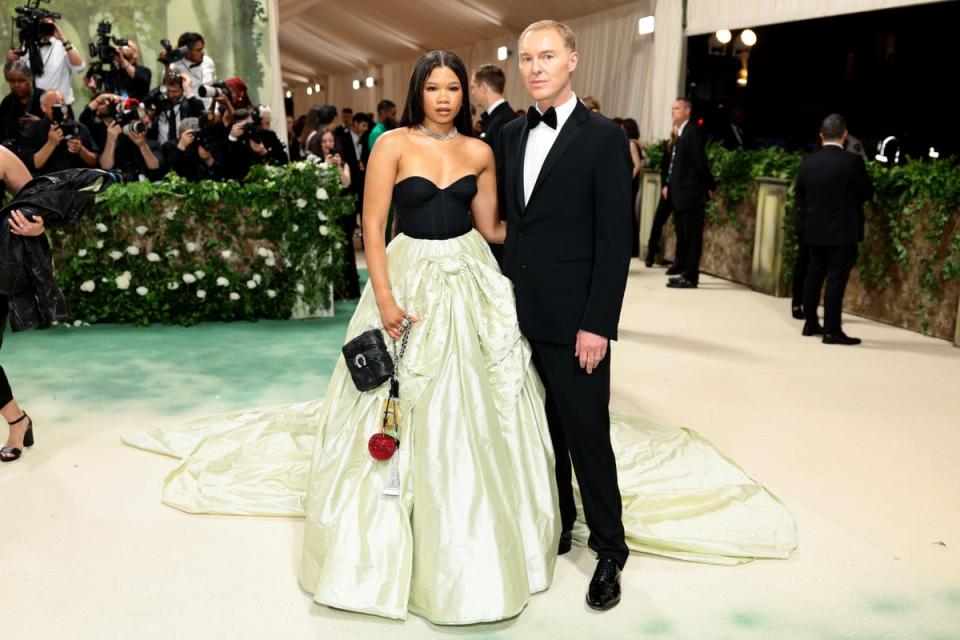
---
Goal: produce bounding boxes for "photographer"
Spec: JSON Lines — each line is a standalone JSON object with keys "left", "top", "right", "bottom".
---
{"left": 0, "top": 61, "right": 44, "bottom": 153}
{"left": 6, "top": 17, "right": 85, "bottom": 109}
{"left": 78, "top": 92, "right": 120, "bottom": 150}
{"left": 149, "top": 71, "right": 205, "bottom": 143}
{"left": 162, "top": 117, "right": 220, "bottom": 182}
{"left": 85, "top": 38, "right": 151, "bottom": 101}
{"left": 220, "top": 106, "right": 287, "bottom": 181}
{"left": 163, "top": 32, "right": 216, "bottom": 109}
{"left": 20, "top": 89, "right": 98, "bottom": 174}
{"left": 99, "top": 98, "right": 165, "bottom": 182}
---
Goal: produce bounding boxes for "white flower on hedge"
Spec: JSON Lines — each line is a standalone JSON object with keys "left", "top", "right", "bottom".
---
{"left": 100, "top": 277, "right": 108, "bottom": 283}
{"left": 316, "top": 187, "right": 329, "bottom": 201}
{"left": 182, "top": 273, "right": 197, "bottom": 284}
{"left": 147, "top": 252, "right": 161, "bottom": 262}
{"left": 186, "top": 242, "right": 197, "bottom": 252}
{"left": 266, "top": 289, "right": 277, "bottom": 298}
{"left": 246, "top": 279, "right": 257, "bottom": 289}
{"left": 136, "top": 286, "right": 148, "bottom": 296}
{"left": 260, "top": 208, "right": 273, "bottom": 218}
{"left": 95, "top": 240, "right": 104, "bottom": 249}
{"left": 296, "top": 283, "right": 305, "bottom": 294}
{"left": 126, "top": 245, "right": 140, "bottom": 256}
{"left": 196, "top": 289, "right": 207, "bottom": 299}
{"left": 80, "top": 280, "right": 96, "bottom": 292}
{"left": 221, "top": 250, "right": 232, "bottom": 259}
{"left": 292, "top": 224, "right": 299, "bottom": 232}
{"left": 164, "top": 208, "right": 176, "bottom": 220}
{"left": 109, "top": 250, "right": 123, "bottom": 260}
{"left": 229, "top": 292, "right": 241, "bottom": 301}
{"left": 135, "top": 225, "right": 149, "bottom": 235}
{"left": 252, "top": 273, "right": 262, "bottom": 283}
{"left": 257, "top": 247, "right": 272, "bottom": 258}
{"left": 115, "top": 271, "right": 132, "bottom": 290}
{"left": 77, "top": 249, "right": 88, "bottom": 257}
{"left": 165, "top": 249, "right": 180, "bottom": 258}
{"left": 265, "top": 257, "right": 276, "bottom": 267}
{"left": 96, "top": 223, "right": 108, "bottom": 232}
{"left": 194, "top": 270, "right": 205, "bottom": 280}
{"left": 216, "top": 277, "right": 229, "bottom": 287}
{"left": 319, "top": 225, "right": 329, "bottom": 236}
{"left": 296, "top": 198, "right": 307, "bottom": 209}
{"left": 317, "top": 211, "right": 328, "bottom": 221}
{"left": 73, "top": 320, "right": 82, "bottom": 327}
{"left": 167, "top": 282, "right": 180, "bottom": 290}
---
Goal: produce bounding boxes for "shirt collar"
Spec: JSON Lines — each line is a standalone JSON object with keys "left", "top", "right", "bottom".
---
{"left": 536, "top": 92, "right": 577, "bottom": 131}
{"left": 822, "top": 141, "right": 844, "bottom": 149}
{"left": 486, "top": 97, "right": 505, "bottom": 115}
{"left": 677, "top": 119, "right": 690, "bottom": 136}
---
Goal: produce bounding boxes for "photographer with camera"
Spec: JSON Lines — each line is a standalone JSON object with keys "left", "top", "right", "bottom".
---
{"left": 98, "top": 98, "right": 165, "bottom": 182}
{"left": 149, "top": 71, "right": 205, "bottom": 143}
{"left": 19, "top": 89, "right": 97, "bottom": 175}
{"left": 162, "top": 117, "right": 220, "bottom": 182}
{"left": 6, "top": 13, "right": 85, "bottom": 110}
{"left": 78, "top": 92, "right": 120, "bottom": 150}
{"left": 220, "top": 106, "right": 287, "bottom": 181}
{"left": 0, "top": 61, "right": 44, "bottom": 154}
{"left": 84, "top": 26, "right": 151, "bottom": 102}
{"left": 161, "top": 32, "right": 216, "bottom": 109}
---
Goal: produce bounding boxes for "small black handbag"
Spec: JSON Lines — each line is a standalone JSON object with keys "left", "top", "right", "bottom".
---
{"left": 342, "top": 329, "right": 395, "bottom": 391}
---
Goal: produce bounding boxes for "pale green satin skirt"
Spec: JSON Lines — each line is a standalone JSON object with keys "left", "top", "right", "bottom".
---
{"left": 125, "top": 230, "right": 797, "bottom": 625}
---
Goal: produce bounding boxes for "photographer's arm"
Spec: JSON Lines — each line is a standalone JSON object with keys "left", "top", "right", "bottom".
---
{"left": 52, "top": 22, "right": 85, "bottom": 71}
{"left": 33, "top": 126, "right": 62, "bottom": 170}
{"left": 99, "top": 124, "right": 119, "bottom": 170}
{"left": 133, "top": 134, "right": 160, "bottom": 170}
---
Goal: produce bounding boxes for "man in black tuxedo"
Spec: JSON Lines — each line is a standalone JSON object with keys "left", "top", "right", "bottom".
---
{"left": 470, "top": 63, "right": 513, "bottom": 262}
{"left": 664, "top": 98, "right": 716, "bottom": 289}
{"left": 497, "top": 20, "right": 632, "bottom": 611}
{"left": 798, "top": 113, "right": 874, "bottom": 345}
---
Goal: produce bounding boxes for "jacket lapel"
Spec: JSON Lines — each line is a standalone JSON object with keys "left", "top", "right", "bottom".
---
{"left": 527, "top": 100, "right": 589, "bottom": 208}
{"left": 516, "top": 124, "right": 530, "bottom": 215}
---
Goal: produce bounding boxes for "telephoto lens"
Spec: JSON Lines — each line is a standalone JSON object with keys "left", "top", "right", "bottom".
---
{"left": 123, "top": 121, "right": 146, "bottom": 136}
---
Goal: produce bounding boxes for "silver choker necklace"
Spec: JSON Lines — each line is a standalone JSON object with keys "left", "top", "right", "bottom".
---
{"left": 418, "top": 124, "right": 458, "bottom": 141}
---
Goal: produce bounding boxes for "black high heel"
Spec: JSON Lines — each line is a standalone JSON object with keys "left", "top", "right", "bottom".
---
{"left": 1, "top": 412, "right": 33, "bottom": 462}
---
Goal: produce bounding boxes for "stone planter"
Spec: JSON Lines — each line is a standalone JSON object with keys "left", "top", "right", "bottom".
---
{"left": 751, "top": 177, "right": 791, "bottom": 297}
{"left": 638, "top": 169, "right": 662, "bottom": 260}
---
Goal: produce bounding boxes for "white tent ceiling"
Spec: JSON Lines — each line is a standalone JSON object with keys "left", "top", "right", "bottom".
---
{"left": 277, "top": 0, "right": 639, "bottom": 83}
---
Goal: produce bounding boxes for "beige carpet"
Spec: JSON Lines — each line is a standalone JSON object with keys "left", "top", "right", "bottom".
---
{"left": 1, "top": 261, "right": 958, "bottom": 639}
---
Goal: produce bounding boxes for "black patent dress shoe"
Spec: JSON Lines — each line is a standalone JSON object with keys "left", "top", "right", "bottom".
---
{"left": 792, "top": 305, "right": 804, "bottom": 320}
{"left": 586, "top": 558, "right": 622, "bottom": 611}
{"left": 558, "top": 530, "right": 573, "bottom": 555}
{"left": 666, "top": 277, "right": 697, "bottom": 289}
{"left": 801, "top": 324, "right": 823, "bottom": 336}
{"left": 665, "top": 265, "right": 684, "bottom": 275}
{"left": 644, "top": 256, "right": 655, "bottom": 268}
{"left": 823, "top": 332, "right": 861, "bottom": 345}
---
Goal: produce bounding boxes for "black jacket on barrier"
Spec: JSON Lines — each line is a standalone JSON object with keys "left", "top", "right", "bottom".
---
{"left": 0, "top": 169, "right": 118, "bottom": 331}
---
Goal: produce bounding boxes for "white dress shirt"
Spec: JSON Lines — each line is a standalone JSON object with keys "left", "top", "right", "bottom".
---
{"left": 523, "top": 92, "right": 578, "bottom": 205}
{"left": 486, "top": 97, "right": 506, "bottom": 115}
{"left": 350, "top": 130, "right": 362, "bottom": 160}
{"left": 21, "top": 39, "right": 86, "bottom": 105}
{"left": 170, "top": 55, "right": 217, "bottom": 109}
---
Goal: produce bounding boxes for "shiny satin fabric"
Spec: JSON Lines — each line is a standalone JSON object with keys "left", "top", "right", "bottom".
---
{"left": 124, "top": 229, "right": 797, "bottom": 624}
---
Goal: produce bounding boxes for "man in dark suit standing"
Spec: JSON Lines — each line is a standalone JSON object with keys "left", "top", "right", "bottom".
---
{"left": 664, "top": 98, "right": 717, "bottom": 289}
{"left": 798, "top": 113, "right": 874, "bottom": 345}
{"left": 497, "top": 20, "right": 632, "bottom": 611}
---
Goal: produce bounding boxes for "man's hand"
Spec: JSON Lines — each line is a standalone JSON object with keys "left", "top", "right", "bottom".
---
{"left": 66, "top": 138, "right": 83, "bottom": 154}
{"left": 229, "top": 123, "right": 244, "bottom": 140}
{"left": 18, "top": 113, "right": 40, "bottom": 128}
{"left": 47, "top": 124, "right": 64, "bottom": 147}
{"left": 177, "top": 129, "right": 195, "bottom": 151}
{"left": 661, "top": 186, "right": 668, "bottom": 199}
{"left": 106, "top": 121, "right": 122, "bottom": 141}
{"left": 575, "top": 330, "right": 608, "bottom": 375}
{"left": 128, "top": 130, "right": 147, "bottom": 146}
{"left": 249, "top": 139, "right": 268, "bottom": 156}
{"left": 6, "top": 48, "right": 19, "bottom": 64}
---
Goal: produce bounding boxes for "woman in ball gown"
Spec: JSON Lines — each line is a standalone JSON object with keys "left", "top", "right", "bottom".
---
{"left": 125, "top": 52, "right": 797, "bottom": 625}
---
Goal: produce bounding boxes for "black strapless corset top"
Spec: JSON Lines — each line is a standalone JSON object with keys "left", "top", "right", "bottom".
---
{"left": 393, "top": 174, "right": 477, "bottom": 240}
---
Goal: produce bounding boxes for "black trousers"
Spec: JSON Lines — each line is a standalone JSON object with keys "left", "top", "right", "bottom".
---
{"left": 0, "top": 295, "right": 12, "bottom": 407}
{"left": 791, "top": 238, "right": 809, "bottom": 309}
{"left": 646, "top": 196, "right": 673, "bottom": 261}
{"left": 675, "top": 205, "right": 705, "bottom": 284}
{"left": 530, "top": 340, "right": 628, "bottom": 568}
{"left": 802, "top": 244, "right": 858, "bottom": 334}
{"left": 336, "top": 216, "right": 361, "bottom": 300}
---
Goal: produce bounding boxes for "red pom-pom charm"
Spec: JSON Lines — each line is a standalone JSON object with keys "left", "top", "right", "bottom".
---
{"left": 368, "top": 433, "right": 398, "bottom": 461}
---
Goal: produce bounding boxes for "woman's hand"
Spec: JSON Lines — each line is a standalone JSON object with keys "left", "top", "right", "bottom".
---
{"left": 8, "top": 210, "right": 45, "bottom": 237}
{"left": 378, "top": 300, "right": 420, "bottom": 340}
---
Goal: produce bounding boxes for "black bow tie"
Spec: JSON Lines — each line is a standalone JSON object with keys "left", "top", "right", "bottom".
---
{"left": 39, "top": 41, "right": 52, "bottom": 48}
{"left": 527, "top": 106, "right": 557, "bottom": 130}
{"left": 188, "top": 61, "right": 202, "bottom": 69}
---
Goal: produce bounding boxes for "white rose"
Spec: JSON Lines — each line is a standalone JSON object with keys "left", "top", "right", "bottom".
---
{"left": 316, "top": 187, "right": 329, "bottom": 200}
{"left": 265, "top": 257, "right": 276, "bottom": 267}
{"left": 296, "top": 283, "right": 305, "bottom": 294}
{"left": 253, "top": 273, "right": 262, "bottom": 283}
{"left": 182, "top": 273, "right": 197, "bottom": 284}
{"left": 95, "top": 240, "right": 104, "bottom": 249}
{"left": 194, "top": 270, "right": 205, "bottom": 280}
{"left": 164, "top": 209, "right": 176, "bottom": 220}
{"left": 147, "top": 252, "right": 161, "bottom": 262}
{"left": 319, "top": 225, "right": 329, "bottom": 236}
{"left": 77, "top": 249, "right": 87, "bottom": 257}
{"left": 196, "top": 289, "right": 207, "bottom": 299}
{"left": 229, "top": 292, "right": 241, "bottom": 301}
{"left": 257, "top": 247, "right": 270, "bottom": 258}
{"left": 221, "top": 250, "right": 232, "bottom": 259}
{"left": 136, "top": 286, "right": 148, "bottom": 296}
{"left": 246, "top": 280, "right": 257, "bottom": 289}
{"left": 292, "top": 224, "right": 299, "bottom": 232}
{"left": 80, "top": 280, "right": 96, "bottom": 292}
{"left": 260, "top": 209, "right": 273, "bottom": 218}
{"left": 317, "top": 211, "right": 328, "bottom": 221}
{"left": 135, "top": 225, "right": 148, "bottom": 235}
{"left": 73, "top": 320, "right": 82, "bottom": 327}
{"left": 186, "top": 242, "right": 197, "bottom": 252}
{"left": 165, "top": 249, "right": 180, "bottom": 258}
{"left": 100, "top": 277, "right": 108, "bottom": 283}
{"left": 126, "top": 246, "right": 140, "bottom": 256}
{"left": 216, "top": 277, "right": 229, "bottom": 287}
{"left": 115, "top": 271, "right": 132, "bottom": 290}
{"left": 96, "top": 223, "right": 108, "bottom": 233}
{"left": 109, "top": 250, "right": 123, "bottom": 261}
{"left": 266, "top": 289, "right": 277, "bottom": 298}
{"left": 167, "top": 282, "right": 180, "bottom": 290}
{"left": 296, "top": 198, "right": 308, "bottom": 209}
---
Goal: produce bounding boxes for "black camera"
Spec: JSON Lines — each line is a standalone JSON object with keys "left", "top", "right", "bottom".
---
{"left": 12, "top": 0, "right": 62, "bottom": 77}
{"left": 237, "top": 105, "right": 270, "bottom": 144}
{"left": 197, "top": 81, "right": 228, "bottom": 99}
{"left": 159, "top": 38, "right": 188, "bottom": 63}
{"left": 86, "top": 20, "right": 129, "bottom": 94}
{"left": 112, "top": 100, "right": 145, "bottom": 136}
{"left": 186, "top": 127, "right": 212, "bottom": 150}
{"left": 50, "top": 103, "right": 79, "bottom": 140}
{"left": 142, "top": 85, "right": 171, "bottom": 112}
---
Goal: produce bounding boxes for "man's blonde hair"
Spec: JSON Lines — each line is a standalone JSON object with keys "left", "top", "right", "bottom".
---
{"left": 519, "top": 20, "right": 577, "bottom": 52}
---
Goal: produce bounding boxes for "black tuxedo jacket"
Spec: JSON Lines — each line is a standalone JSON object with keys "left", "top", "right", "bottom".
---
{"left": 796, "top": 145, "right": 874, "bottom": 246}
{"left": 667, "top": 121, "right": 716, "bottom": 212}
{"left": 335, "top": 127, "right": 362, "bottom": 190}
{"left": 481, "top": 101, "right": 514, "bottom": 156}
{"left": 497, "top": 100, "right": 633, "bottom": 344}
